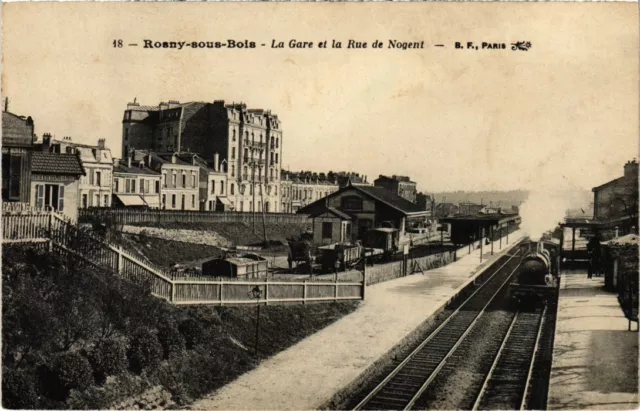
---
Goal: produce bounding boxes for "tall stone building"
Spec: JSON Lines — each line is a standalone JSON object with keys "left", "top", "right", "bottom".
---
{"left": 122, "top": 100, "right": 283, "bottom": 212}
{"left": 374, "top": 175, "right": 417, "bottom": 203}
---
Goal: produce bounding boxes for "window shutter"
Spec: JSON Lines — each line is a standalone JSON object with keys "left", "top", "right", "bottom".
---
{"left": 58, "top": 185, "right": 65, "bottom": 211}
{"left": 35, "top": 185, "right": 44, "bottom": 209}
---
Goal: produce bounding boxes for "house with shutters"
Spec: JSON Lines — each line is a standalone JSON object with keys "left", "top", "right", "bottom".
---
{"left": 112, "top": 156, "right": 162, "bottom": 208}
{"left": 132, "top": 150, "right": 200, "bottom": 210}
{"left": 48, "top": 137, "right": 114, "bottom": 208}
{"left": 29, "top": 141, "right": 85, "bottom": 222}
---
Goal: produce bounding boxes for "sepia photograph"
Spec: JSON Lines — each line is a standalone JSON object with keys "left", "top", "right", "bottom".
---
{"left": 1, "top": 2, "right": 638, "bottom": 410}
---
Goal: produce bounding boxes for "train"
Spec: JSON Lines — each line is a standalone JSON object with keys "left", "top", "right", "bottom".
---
{"left": 509, "top": 238, "right": 560, "bottom": 303}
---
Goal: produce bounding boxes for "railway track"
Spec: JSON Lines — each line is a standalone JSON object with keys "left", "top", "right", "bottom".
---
{"left": 471, "top": 306, "right": 547, "bottom": 410}
{"left": 352, "top": 245, "right": 524, "bottom": 411}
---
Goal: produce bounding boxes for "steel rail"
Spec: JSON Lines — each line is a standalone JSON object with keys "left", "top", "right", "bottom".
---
{"left": 471, "top": 311, "right": 520, "bottom": 411}
{"left": 402, "top": 260, "right": 522, "bottom": 410}
{"left": 520, "top": 304, "right": 548, "bottom": 411}
{"left": 353, "top": 242, "right": 523, "bottom": 411}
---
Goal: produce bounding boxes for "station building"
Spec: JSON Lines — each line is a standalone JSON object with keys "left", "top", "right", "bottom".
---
{"left": 297, "top": 180, "right": 429, "bottom": 242}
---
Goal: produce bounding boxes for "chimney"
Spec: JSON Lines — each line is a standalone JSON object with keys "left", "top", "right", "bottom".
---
{"left": 624, "top": 159, "right": 638, "bottom": 179}
{"left": 97, "top": 138, "right": 105, "bottom": 149}
{"left": 113, "top": 158, "right": 120, "bottom": 168}
{"left": 42, "top": 133, "right": 52, "bottom": 151}
{"left": 128, "top": 156, "right": 132, "bottom": 168}
{"left": 214, "top": 153, "right": 220, "bottom": 172}
{"left": 171, "top": 154, "right": 177, "bottom": 164}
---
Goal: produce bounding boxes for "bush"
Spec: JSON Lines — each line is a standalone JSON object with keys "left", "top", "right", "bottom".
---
{"left": 39, "top": 352, "right": 93, "bottom": 402}
{"left": 178, "top": 318, "right": 207, "bottom": 349}
{"left": 2, "top": 368, "right": 40, "bottom": 409}
{"left": 85, "top": 339, "right": 128, "bottom": 384}
{"left": 158, "top": 322, "right": 186, "bottom": 359}
{"left": 128, "top": 329, "right": 163, "bottom": 375}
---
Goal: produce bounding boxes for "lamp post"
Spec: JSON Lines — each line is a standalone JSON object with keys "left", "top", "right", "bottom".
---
{"left": 248, "top": 285, "right": 263, "bottom": 356}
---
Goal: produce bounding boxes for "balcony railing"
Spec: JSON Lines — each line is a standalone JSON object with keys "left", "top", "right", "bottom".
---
{"left": 247, "top": 141, "right": 267, "bottom": 149}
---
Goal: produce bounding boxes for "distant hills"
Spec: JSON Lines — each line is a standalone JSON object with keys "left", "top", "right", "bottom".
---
{"left": 428, "top": 190, "right": 529, "bottom": 208}
{"left": 427, "top": 189, "right": 594, "bottom": 218}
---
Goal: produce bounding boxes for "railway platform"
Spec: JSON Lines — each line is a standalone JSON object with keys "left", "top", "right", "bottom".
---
{"left": 547, "top": 271, "right": 639, "bottom": 410}
{"left": 190, "top": 232, "right": 524, "bottom": 410}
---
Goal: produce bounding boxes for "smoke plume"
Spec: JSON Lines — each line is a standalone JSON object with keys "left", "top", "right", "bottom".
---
{"left": 519, "top": 189, "right": 588, "bottom": 241}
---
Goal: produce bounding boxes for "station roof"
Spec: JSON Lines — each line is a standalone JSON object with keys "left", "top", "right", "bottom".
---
{"left": 440, "top": 213, "right": 520, "bottom": 224}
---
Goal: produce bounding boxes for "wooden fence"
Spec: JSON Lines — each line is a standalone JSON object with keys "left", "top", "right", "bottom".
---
{"left": 79, "top": 208, "right": 311, "bottom": 226}
{"left": 2, "top": 211, "right": 363, "bottom": 306}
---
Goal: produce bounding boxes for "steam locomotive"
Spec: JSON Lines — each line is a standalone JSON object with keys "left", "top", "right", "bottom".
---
{"left": 510, "top": 239, "right": 560, "bottom": 304}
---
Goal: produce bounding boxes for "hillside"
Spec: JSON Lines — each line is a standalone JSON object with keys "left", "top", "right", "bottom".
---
{"left": 2, "top": 244, "right": 358, "bottom": 409}
{"left": 430, "top": 190, "right": 529, "bottom": 207}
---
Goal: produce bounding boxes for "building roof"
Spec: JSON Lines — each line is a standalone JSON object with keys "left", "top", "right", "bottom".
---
{"left": 113, "top": 162, "right": 160, "bottom": 176}
{"left": 355, "top": 185, "right": 425, "bottom": 214}
{"left": 30, "top": 152, "right": 85, "bottom": 175}
{"left": 309, "top": 206, "right": 352, "bottom": 220}
{"left": 299, "top": 183, "right": 428, "bottom": 216}
{"left": 440, "top": 213, "right": 520, "bottom": 223}
{"left": 2, "top": 111, "right": 35, "bottom": 148}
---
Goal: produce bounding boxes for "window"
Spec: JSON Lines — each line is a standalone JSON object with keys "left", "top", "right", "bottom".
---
{"left": 172, "top": 173, "right": 176, "bottom": 187}
{"left": 232, "top": 147, "right": 236, "bottom": 159}
{"left": 220, "top": 181, "right": 224, "bottom": 195}
{"left": 211, "top": 181, "right": 216, "bottom": 194}
{"left": 192, "top": 175, "right": 196, "bottom": 188}
{"left": 181, "top": 194, "right": 185, "bottom": 210}
{"left": 275, "top": 186, "right": 278, "bottom": 195}
{"left": 114, "top": 178, "right": 119, "bottom": 193}
{"left": 131, "top": 179, "right": 136, "bottom": 193}
{"left": 231, "top": 183, "right": 235, "bottom": 195}
{"left": 155, "top": 181, "right": 160, "bottom": 193}
{"left": 341, "top": 196, "right": 363, "bottom": 211}
{"left": 162, "top": 173, "right": 166, "bottom": 188}
{"left": 171, "top": 194, "right": 176, "bottom": 208}
{"left": 275, "top": 153, "right": 279, "bottom": 164}
{"left": 182, "top": 174, "right": 186, "bottom": 187}
{"left": 276, "top": 138, "right": 279, "bottom": 148}
{"left": 96, "top": 171, "right": 101, "bottom": 186}
{"left": 239, "top": 201, "right": 244, "bottom": 212}
{"left": 162, "top": 194, "right": 166, "bottom": 209}
{"left": 322, "top": 222, "right": 332, "bottom": 239}
{"left": 231, "top": 165, "right": 235, "bottom": 177}
{"left": 125, "top": 179, "right": 130, "bottom": 193}
{"left": 232, "top": 129, "right": 236, "bottom": 141}
{"left": 192, "top": 194, "right": 195, "bottom": 208}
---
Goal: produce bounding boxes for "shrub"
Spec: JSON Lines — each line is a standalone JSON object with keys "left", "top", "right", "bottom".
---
{"left": 39, "top": 352, "right": 93, "bottom": 402}
{"left": 158, "top": 322, "right": 186, "bottom": 359}
{"left": 86, "top": 339, "right": 128, "bottom": 384}
{"left": 178, "top": 318, "right": 207, "bottom": 349}
{"left": 2, "top": 368, "right": 40, "bottom": 409}
{"left": 128, "top": 329, "right": 163, "bottom": 375}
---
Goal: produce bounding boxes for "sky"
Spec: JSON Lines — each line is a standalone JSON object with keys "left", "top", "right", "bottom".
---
{"left": 2, "top": 3, "right": 638, "bottom": 193}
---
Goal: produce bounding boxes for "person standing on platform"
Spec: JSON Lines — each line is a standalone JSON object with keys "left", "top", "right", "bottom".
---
{"left": 587, "top": 232, "right": 602, "bottom": 279}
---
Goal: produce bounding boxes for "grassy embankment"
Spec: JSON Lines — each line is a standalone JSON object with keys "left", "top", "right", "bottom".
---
{"left": 2, "top": 244, "right": 358, "bottom": 409}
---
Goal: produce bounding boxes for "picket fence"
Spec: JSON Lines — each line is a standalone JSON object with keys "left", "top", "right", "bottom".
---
{"left": 2, "top": 211, "right": 363, "bottom": 306}
{"left": 79, "top": 208, "right": 311, "bottom": 226}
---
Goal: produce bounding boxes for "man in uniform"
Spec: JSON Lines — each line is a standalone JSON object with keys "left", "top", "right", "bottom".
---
{"left": 587, "top": 232, "right": 602, "bottom": 279}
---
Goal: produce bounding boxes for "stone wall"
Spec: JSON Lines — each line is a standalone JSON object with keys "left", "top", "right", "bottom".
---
{"left": 123, "top": 225, "right": 234, "bottom": 248}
